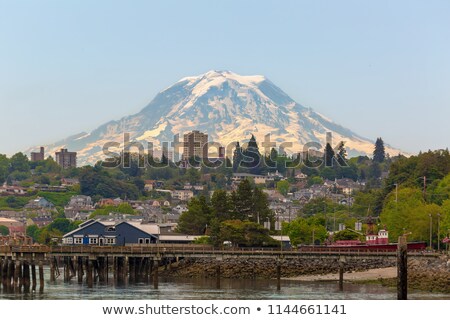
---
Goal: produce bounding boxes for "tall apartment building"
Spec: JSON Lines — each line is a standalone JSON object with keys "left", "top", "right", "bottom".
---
{"left": 55, "top": 149, "right": 77, "bottom": 169}
{"left": 31, "top": 147, "right": 45, "bottom": 161}
{"left": 182, "top": 130, "right": 208, "bottom": 160}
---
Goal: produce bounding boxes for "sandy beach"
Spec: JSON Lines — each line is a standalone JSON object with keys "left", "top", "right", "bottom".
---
{"left": 284, "top": 267, "right": 397, "bottom": 282}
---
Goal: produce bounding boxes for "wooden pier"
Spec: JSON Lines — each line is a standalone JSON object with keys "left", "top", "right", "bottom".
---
{"left": 0, "top": 244, "right": 438, "bottom": 297}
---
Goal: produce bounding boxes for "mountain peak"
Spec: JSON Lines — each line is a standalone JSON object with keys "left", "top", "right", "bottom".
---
{"left": 178, "top": 70, "right": 267, "bottom": 88}
{"left": 31, "top": 71, "right": 403, "bottom": 165}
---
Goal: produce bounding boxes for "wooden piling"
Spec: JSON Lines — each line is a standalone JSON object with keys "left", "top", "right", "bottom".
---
{"left": 77, "top": 257, "right": 84, "bottom": 283}
{"left": 31, "top": 261, "right": 37, "bottom": 292}
{"left": 69, "top": 257, "right": 76, "bottom": 279}
{"left": 216, "top": 264, "right": 221, "bottom": 289}
{"left": 113, "top": 257, "right": 117, "bottom": 283}
{"left": 397, "top": 236, "right": 408, "bottom": 300}
{"left": 276, "top": 262, "right": 281, "bottom": 291}
{"left": 14, "top": 259, "right": 21, "bottom": 290}
{"left": 123, "top": 256, "right": 128, "bottom": 284}
{"left": 144, "top": 258, "right": 150, "bottom": 283}
{"left": 38, "top": 260, "right": 44, "bottom": 293}
{"left": 106, "top": 256, "right": 109, "bottom": 283}
{"left": 116, "top": 257, "right": 123, "bottom": 284}
{"left": 129, "top": 257, "right": 135, "bottom": 283}
{"left": 339, "top": 262, "right": 344, "bottom": 291}
{"left": 93, "top": 259, "right": 99, "bottom": 283}
{"left": 50, "top": 258, "right": 56, "bottom": 282}
{"left": 7, "top": 259, "right": 14, "bottom": 291}
{"left": 86, "top": 259, "right": 93, "bottom": 288}
{"left": 136, "top": 258, "right": 142, "bottom": 282}
{"left": 0, "top": 258, "right": 3, "bottom": 290}
{"left": 23, "top": 260, "right": 30, "bottom": 293}
{"left": 0, "top": 259, "right": 5, "bottom": 290}
{"left": 18, "top": 260, "right": 24, "bottom": 292}
{"left": 153, "top": 260, "right": 159, "bottom": 289}
{"left": 97, "top": 257, "right": 106, "bottom": 283}
{"left": 64, "top": 257, "right": 70, "bottom": 282}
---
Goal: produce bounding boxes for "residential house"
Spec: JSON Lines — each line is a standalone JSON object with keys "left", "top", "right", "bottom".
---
{"left": 0, "top": 217, "right": 25, "bottom": 235}
{"left": 31, "top": 184, "right": 67, "bottom": 192}
{"left": 172, "top": 190, "right": 194, "bottom": 201}
{"left": 232, "top": 173, "right": 268, "bottom": 184}
{"left": 31, "top": 216, "right": 53, "bottom": 228}
{"left": 0, "top": 183, "right": 26, "bottom": 195}
{"left": 96, "top": 198, "right": 123, "bottom": 207}
{"left": 61, "top": 178, "right": 80, "bottom": 186}
{"left": 335, "top": 178, "right": 362, "bottom": 195}
{"left": 64, "top": 195, "right": 95, "bottom": 221}
{"left": 144, "top": 180, "right": 155, "bottom": 192}
{"left": 68, "top": 195, "right": 93, "bottom": 207}
{"left": 173, "top": 205, "right": 188, "bottom": 215}
{"left": 25, "top": 197, "right": 55, "bottom": 210}
{"left": 62, "top": 220, "right": 158, "bottom": 245}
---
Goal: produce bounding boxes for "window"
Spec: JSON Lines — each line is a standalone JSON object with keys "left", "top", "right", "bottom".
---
{"left": 66, "top": 237, "right": 73, "bottom": 244}
{"left": 74, "top": 237, "right": 82, "bottom": 244}
{"left": 105, "top": 226, "right": 116, "bottom": 232}
{"left": 89, "top": 237, "right": 98, "bottom": 245}
{"left": 106, "top": 238, "right": 116, "bottom": 245}
{"left": 138, "top": 238, "right": 144, "bottom": 244}
{"left": 145, "top": 238, "right": 151, "bottom": 244}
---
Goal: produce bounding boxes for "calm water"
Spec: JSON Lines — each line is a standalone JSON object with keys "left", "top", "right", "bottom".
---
{"left": 1, "top": 269, "right": 449, "bottom": 300}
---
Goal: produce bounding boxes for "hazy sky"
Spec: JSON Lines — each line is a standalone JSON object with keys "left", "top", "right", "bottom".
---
{"left": 0, "top": 0, "right": 449, "bottom": 155}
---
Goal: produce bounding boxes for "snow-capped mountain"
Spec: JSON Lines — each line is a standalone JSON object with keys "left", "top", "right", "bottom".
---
{"left": 31, "top": 70, "right": 402, "bottom": 165}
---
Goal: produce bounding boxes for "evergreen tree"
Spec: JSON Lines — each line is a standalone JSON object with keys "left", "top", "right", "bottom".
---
{"left": 373, "top": 137, "right": 386, "bottom": 163}
{"left": 177, "top": 196, "right": 212, "bottom": 234}
{"left": 324, "top": 143, "right": 335, "bottom": 167}
{"left": 336, "top": 141, "right": 347, "bottom": 166}
{"left": 211, "top": 190, "right": 232, "bottom": 221}
{"left": 251, "top": 186, "right": 274, "bottom": 224}
{"left": 243, "top": 135, "right": 262, "bottom": 174}
{"left": 232, "top": 142, "right": 243, "bottom": 173}
{"left": 233, "top": 179, "right": 254, "bottom": 220}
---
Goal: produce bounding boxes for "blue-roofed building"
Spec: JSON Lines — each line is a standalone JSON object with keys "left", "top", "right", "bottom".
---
{"left": 62, "top": 219, "right": 158, "bottom": 245}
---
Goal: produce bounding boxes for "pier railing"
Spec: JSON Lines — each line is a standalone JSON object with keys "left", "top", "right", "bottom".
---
{"left": 0, "top": 244, "right": 438, "bottom": 258}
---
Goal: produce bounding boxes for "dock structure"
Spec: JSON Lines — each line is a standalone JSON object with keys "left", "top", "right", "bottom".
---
{"left": 0, "top": 244, "right": 438, "bottom": 297}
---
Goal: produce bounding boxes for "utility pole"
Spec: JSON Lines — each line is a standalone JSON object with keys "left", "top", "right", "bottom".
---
{"left": 429, "top": 214, "right": 433, "bottom": 250}
{"left": 437, "top": 213, "right": 441, "bottom": 251}
{"left": 423, "top": 176, "right": 427, "bottom": 200}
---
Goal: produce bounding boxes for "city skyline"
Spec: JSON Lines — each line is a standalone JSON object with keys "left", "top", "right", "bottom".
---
{"left": 1, "top": 1, "right": 449, "bottom": 156}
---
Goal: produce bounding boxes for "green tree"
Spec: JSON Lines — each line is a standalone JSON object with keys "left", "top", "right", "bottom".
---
{"left": 337, "top": 141, "right": 347, "bottom": 164}
{"left": 218, "top": 220, "right": 278, "bottom": 247}
{"left": 251, "top": 186, "right": 274, "bottom": 224}
{"left": 5, "top": 196, "right": 28, "bottom": 209}
{"left": 233, "top": 179, "right": 254, "bottom": 220}
{"left": 276, "top": 180, "right": 289, "bottom": 196}
{"left": 232, "top": 142, "right": 243, "bottom": 173}
{"left": 0, "top": 154, "right": 9, "bottom": 184}
{"left": 26, "top": 225, "right": 41, "bottom": 242}
{"left": 186, "top": 168, "right": 201, "bottom": 184}
{"left": 380, "top": 187, "right": 440, "bottom": 243}
{"left": 211, "top": 190, "right": 232, "bottom": 221}
{"left": 333, "top": 229, "right": 360, "bottom": 241}
{"left": 373, "top": 138, "right": 386, "bottom": 163}
{"left": 10, "top": 152, "right": 30, "bottom": 173}
{"left": 324, "top": 143, "right": 335, "bottom": 167}
{"left": 283, "top": 217, "right": 328, "bottom": 246}
{"left": 0, "top": 225, "right": 9, "bottom": 235}
{"left": 177, "top": 196, "right": 212, "bottom": 234}
{"left": 47, "top": 218, "right": 79, "bottom": 234}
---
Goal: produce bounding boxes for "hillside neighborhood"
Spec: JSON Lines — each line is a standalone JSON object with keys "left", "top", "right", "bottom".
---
{"left": 0, "top": 133, "right": 449, "bottom": 250}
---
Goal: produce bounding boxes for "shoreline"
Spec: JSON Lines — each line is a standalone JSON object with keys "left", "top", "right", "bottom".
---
{"left": 283, "top": 267, "right": 397, "bottom": 282}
